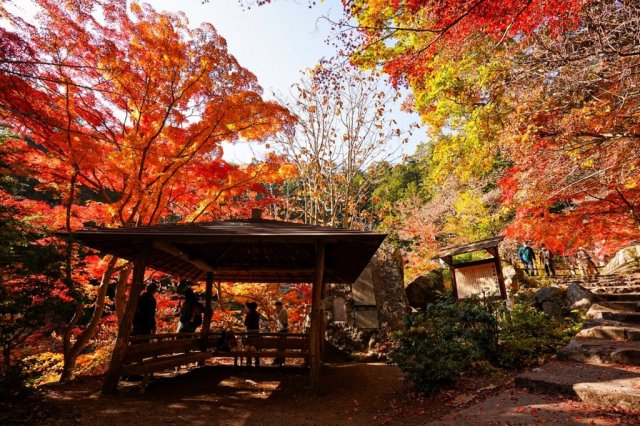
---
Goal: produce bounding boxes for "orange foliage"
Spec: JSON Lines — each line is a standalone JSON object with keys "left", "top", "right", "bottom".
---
{"left": 0, "top": 0, "right": 294, "bottom": 231}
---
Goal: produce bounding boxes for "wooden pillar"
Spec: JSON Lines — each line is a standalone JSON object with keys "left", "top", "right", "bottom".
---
{"left": 310, "top": 241, "right": 325, "bottom": 393}
{"left": 487, "top": 247, "right": 508, "bottom": 300}
{"left": 443, "top": 255, "right": 459, "bottom": 300}
{"left": 201, "top": 272, "right": 214, "bottom": 349}
{"left": 102, "top": 247, "right": 148, "bottom": 394}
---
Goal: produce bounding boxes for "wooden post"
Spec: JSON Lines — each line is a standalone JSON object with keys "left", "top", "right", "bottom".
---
{"left": 102, "top": 247, "right": 149, "bottom": 394}
{"left": 310, "top": 241, "right": 325, "bottom": 393}
{"left": 443, "top": 255, "right": 459, "bottom": 300}
{"left": 487, "top": 247, "right": 508, "bottom": 300}
{"left": 201, "top": 272, "right": 214, "bottom": 349}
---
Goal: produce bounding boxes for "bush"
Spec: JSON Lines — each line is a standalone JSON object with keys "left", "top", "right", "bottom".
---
{"left": 388, "top": 295, "right": 497, "bottom": 394}
{"left": 0, "top": 362, "right": 35, "bottom": 401}
{"left": 389, "top": 295, "right": 581, "bottom": 395}
{"left": 497, "top": 303, "right": 579, "bottom": 368}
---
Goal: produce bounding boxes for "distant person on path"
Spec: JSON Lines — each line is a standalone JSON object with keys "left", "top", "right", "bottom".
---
{"left": 576, "top": 247, "right": 599, "bottom": 276}
{"left": 132, "top": 281, "right": 158, "bottom": 337}
{"left": 273, "top": 300, "right": 289, "bottom": 366}
{"left": 518, "top": 241, "right": 536, "bottom": 276}
{"left": 539, "top": 244, "right": 556, "bottom": 277}
{"left": 176, "top": 287, "right": 204, "bottom": 333}
{"left": 244, "top": 301, "right": 261, "bottom": 367}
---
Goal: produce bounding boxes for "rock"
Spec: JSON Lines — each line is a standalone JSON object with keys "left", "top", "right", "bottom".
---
{"left": 602, "top": 245, "right": 640, "bottom": 275}
{"left": 369, "top": 242, "right": 408, "bottom": 331}
{"left": 534, "top": 286, "right": 564, "bottom": 319}
{"left": 535, "top": 286, "right": 561, "bottom": 304}
{"left": 502, "top": 263, "right": 518, "bottom": 293}
{"left": 516, "top": 360, "right": 640, "bottom": 411}
{"left": 405, "top": 269, "right": 446, "bottom": 309}
{"left": 566, "top": 283, "right": 599, "bottom": 310}
{"left": 611, "top": 349, "right": 640, "bottom": 366}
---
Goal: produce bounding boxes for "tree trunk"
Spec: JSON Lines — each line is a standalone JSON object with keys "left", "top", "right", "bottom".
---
{"left": 3, "top": 345, "right": 11, "bottom": 370}
{"left": 60, "top": 256, "right": 117, "bottom": 382}
{"left": 115, "top": 264, "right": 132, "bottom": 324}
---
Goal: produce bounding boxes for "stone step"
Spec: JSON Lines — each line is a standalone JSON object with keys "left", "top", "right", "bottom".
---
{"left": 576, "top": 324, "right": 640, "bottom": 341}
{"left": 597, "top": 301, "right": 640, "bottom": 312}
{"left": 590, "top": 286, "right": 640, "bottom": 295}
{"left": 558, "top": 338, "right": 640, "bottom": 365}
{"left": 586, "top": 303, "right": 640, "bottom": 323}
{"left": 591, "top": 311, "right": 640, "bottom": 324}
{"left": 599, "top": 293, "right": 640, "bottom": 302}
{"left": 515, "top": 361, "right": 640, "bottom": 411}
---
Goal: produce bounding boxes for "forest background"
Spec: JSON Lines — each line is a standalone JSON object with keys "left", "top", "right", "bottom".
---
{"left": 0, "top": 0, "right": 638, "bottom": 385}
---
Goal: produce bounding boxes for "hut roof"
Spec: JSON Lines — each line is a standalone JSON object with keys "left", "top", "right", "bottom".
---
{"left": 432, "top": 236, "right": 504, "bottom": 260}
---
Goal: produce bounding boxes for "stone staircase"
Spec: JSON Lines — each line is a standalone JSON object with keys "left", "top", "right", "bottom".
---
{"left": 516, "top": 273, "right": 640, "bottom": 411}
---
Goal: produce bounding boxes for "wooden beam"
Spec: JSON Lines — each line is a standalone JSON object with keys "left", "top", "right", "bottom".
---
{"left": 310, "top": 241, "right": 325, "bottom": 393}
{"left": 102, "top": 246, "right": 149, "bottom": 394}
{"left": 154, "top": 241, "right": 316, "bottom": 276}
{"left": 152, "top": 240, "right": 217, "bottom": 272}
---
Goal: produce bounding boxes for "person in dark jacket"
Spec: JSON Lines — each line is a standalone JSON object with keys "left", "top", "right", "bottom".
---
{"left": 244, "top": 301, "right": 261, "bottom": 367}
{"left": 132, "top": 282, "right": 158, "bottom": 336}
{"left": 518, "top": 241, "right": 536, "bottom": 276}
{"left": 177, "top": 287, "right": 204, "bottom": 333}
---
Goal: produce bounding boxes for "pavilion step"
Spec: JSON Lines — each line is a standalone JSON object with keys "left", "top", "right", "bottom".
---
{"left": 515, "top": 361, "right": 640, "bottom": 411}
{"left": 558, "top": 338, "right": 640, "bottom": 365}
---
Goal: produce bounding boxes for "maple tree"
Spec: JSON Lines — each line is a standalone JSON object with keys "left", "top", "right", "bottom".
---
{"left": 0, "top": 0, "right": 293, "bottom": 379}
{"left": 499, "top": 0, "right": 640, "bottom": 253}
{"left": 344, "top": 0, "right": 639, "bottom": 257}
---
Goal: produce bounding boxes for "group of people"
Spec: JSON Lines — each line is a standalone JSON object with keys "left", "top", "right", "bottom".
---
{"left": 517, "top": 241, "right": 600, "bottom": 277}
{"left": 131, "top": 283, "right": 291, "bottom": 366}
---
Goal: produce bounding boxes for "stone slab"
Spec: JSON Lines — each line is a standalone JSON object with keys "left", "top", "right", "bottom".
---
{"left": 429, "top": 387, "right": 640, "bottom": 425}
{"left": 576, "top": 325, "right": 640, "bottom": 341}
{"left": 600, "top": 293, "right": 640, "bottom": 302}
{"left": 559, "top": 339, "right": 640, "bottom": 364}
{"left": 515, "top": 361, "right": 640, "bottom": 411}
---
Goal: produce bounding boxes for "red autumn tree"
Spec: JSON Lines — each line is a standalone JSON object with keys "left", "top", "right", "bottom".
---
{"left": 0, "top": 0, "right": 293, "bottom": 380}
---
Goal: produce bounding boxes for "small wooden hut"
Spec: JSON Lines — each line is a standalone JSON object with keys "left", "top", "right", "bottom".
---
{"left": 432, "top": 236, "right": 507, "bottom": 300}
{"left": 62, "top": 215, "right": 385, "bottom": 394}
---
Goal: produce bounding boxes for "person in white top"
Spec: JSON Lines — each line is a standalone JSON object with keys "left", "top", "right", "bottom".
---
{"left": 273, "top": 301, "right": 288, "bottom": 366}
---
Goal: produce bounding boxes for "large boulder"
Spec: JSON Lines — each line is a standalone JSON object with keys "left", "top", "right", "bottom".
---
{"left": 534, "top": 286, "right": 564, "bottom": 319}
{"left": 602, "top": 245, "right": 640, "bottom": 275}
{"left": 405, "top": 269, "right": 446, "bottom": 309}
{"left": 369, "top": 243, "right": 408, "bottom": 331}
{"left": 566, "top": 283, "right": 599, "bottom": 310}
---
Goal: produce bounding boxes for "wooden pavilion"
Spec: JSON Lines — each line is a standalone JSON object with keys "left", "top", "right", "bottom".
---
{"left": 63, "top": 214, "right": 386, "bottom": 394}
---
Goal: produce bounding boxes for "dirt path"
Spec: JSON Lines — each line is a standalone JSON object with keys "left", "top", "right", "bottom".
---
{"left": 5, "top": 361, "right": 638, "bottom": 425}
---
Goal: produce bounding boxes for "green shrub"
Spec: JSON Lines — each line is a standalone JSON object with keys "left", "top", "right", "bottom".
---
{"left": 497, "top": 303, "right": 579, "bottom": 368}
{"left": 389, "top": 295, "right": 497, "bottom": 394}
{"left": 389, "top": 295, "right": 581, "bottom": 395}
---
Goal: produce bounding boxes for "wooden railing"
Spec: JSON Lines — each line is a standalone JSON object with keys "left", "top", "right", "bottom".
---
{"left": 122, "top": 331, "right": 309, "bottom": 373}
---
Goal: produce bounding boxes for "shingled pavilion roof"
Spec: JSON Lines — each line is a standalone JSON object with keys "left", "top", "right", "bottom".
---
{"left": 62, "top": 219, "right": 386, "bottom": 284}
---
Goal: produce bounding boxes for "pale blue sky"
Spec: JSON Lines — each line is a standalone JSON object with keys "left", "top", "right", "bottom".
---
{"left": 147, "top": 0, "right": 423, "bottom": 163}
{"left": 150, "top": 0, "right": 343, "bottom": 98}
